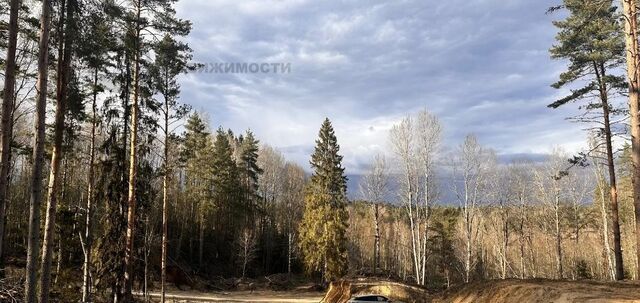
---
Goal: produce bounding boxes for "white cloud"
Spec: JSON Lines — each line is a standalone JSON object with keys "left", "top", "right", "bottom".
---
{"left": 175, "top": 0, "right": 602, "bottom": 174}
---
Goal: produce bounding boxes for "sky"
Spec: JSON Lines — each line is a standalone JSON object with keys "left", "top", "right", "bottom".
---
{"left": 174, "top": 0, "right": 591, "bottom": 177}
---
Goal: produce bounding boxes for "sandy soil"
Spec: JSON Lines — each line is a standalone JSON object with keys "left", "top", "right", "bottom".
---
{"left": 139, "top": 279, "right": 640, "bottom": 303}
{"left": 432, "top": 279, "right": 640, "bottom": 303}
{"left": 140, "top": 290, "right": 324, "bottom": 302}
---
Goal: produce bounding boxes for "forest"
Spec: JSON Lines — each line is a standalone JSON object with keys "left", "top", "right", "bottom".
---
{"left": 3, "top": 0, "right": 640, "bottom": 302}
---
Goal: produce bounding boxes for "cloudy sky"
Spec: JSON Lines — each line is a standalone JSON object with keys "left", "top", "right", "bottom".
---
{"left": 175, "top": 0, "right": 589, "bottom": 175}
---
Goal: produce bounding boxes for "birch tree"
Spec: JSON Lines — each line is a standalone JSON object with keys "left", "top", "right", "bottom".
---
{"left": 415, "top": 110, "right": 442, "bottom": 284}
{"left": 389, "top": 110, "right": 441, "bottom": 285}
{"left": 507, "top": 160, "right": 533, "bottom": 279}
{"left": 534, "top": 149, "right": 569, "bottom": 279}
{"left": 451, "top": 134, "right": 492, "bottom": 283}
{"left": 390, "top": 116, "right": 423, "bottom": 284}
{"left": 359, "top": 154, "right": 389, "bottom": 275}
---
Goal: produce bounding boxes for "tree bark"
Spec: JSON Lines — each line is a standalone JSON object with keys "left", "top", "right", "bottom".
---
{"left": 287, "top": 231, "right": 293, "bottom": 275}
{"left": 555, "top": 190, "right": 564, "bottom": 279}
{"left": 199, "top": 212, "right": 204, "bottom": 267}
{"left": 161, "top": 92, "right": 170, "bottom": 303}
{"left": 621, "top": 0, "right": 640, "bottom": 281}
{"left": 25, "top": 0, "right": 53, "bottom": 300}
{"left": 39, "top": 0, "right": 74, "bottom": 300}
{"left": 373, "top": 203, "right": 380, "bottom": 275}
{"left": 594, "top": 62, "right": 624, "bottom": 280}
{"left": 502, "top": 205, "right": 508, "bottom": 279}
{"left": 123, "top": 0, "right": 142, "bottom": 298}
{"left": 597, "top": 170, "right": 616, "bottom": 280}
{"left": 82, "top": 68, "right": 99, "bottom": 302}
{"left": 0, "top": 0, "right": 21, "bottom": 272}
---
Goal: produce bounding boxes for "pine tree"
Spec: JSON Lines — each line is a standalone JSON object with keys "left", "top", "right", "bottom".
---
{"left": 299, "top": 118, "right": 349, "bottom": 282}
{"left": 40, "top": 0, "right": 78, "bottom": 299}
{"left": 122, "top": 0, "right": 191, "bottom": 296}
{"left": 150, "top": 33, "right": 193, "bottom": 303}
{"left": 25, "top": 0, "right": 53, "bottom": 299}
{"left": 0, "top": 0, "right": 20, "bottom": 272}
{"left": 620, "top": 0, "right": 640, "bottom": 280}
{"left": 549, "top": 0, "right": 626, "bottom": 280}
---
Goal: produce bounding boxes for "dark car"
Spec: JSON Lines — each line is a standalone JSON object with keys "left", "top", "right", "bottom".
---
{"left": 348, "top": 294, "right": 392, "bottom": 302}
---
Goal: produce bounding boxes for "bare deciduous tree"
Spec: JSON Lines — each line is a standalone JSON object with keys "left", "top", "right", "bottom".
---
{"left": 237, "top": 228, "right": 258, "bottom": 278}
{"left": 534, "top": 149, "right": 568, "bottom": 279}
{"left": 451, "top": 134, "right": 492, "bottom": 283}
{"left": 359, "top": 154, "right": 389, "bottom": 275}
{"left": 389, "top": 110, "right": 442, "bottom": 285}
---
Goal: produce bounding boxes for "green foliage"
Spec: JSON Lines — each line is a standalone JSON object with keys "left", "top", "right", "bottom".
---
{"left": 429, "top": 207, "right": 462, "bottom": 288}
{"left": 299, "top": 118, "right": 349, "bottom": 281}
{"left": 183, "top": 113, "right": 215, "bottom": 220}
{"left": 575, "top": 259, "right": 593, "bottom": 279}
{"left": 236, "top": 131, "right": 263, "bottom": 224}
{"left": 212, "top": 127, "right": 242, "bottom": 218}
{"left": 549, "top": 0, "right": 626, "bottom": 110}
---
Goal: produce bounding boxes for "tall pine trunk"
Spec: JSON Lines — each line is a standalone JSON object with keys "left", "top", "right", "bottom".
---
{"left": 25, "top": 0, "right": 53, "bottom": 300}
{"left": 161, "top": 94, "right": 170, "bottom": 303}
{"left": 39, "top": 0, "right": 74, "bottom": 299}
{"left": 123, "top": 0, "right": 142, "bottom": 298}
{"left": 594, "top": 62, "right": 624, "bottom": 280}
{"left": 621, "top": 0, "right": 640, "bottom": 280}
{"left": 0, "top": 0, "right": 21, "bottom": 271}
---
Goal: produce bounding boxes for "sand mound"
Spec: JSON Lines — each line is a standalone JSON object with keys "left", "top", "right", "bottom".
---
{"left": 321, "top": 279, "right": 431, "bottom": 303}
{"left": 432, "top": 279, "right": 640, "bottom": 303}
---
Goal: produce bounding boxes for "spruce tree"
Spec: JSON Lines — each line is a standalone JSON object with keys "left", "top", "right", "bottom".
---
{"left": 212, "top": 128, "right": 241, "bottom": 225}
{"left": 299, "top": 118, "right": 349, "bottom": 282}
{"left": 238, "top": 131, "right": 262, "bottom": 224}
{"left": 182, "top": 113, "right": 213, "bottom": 267}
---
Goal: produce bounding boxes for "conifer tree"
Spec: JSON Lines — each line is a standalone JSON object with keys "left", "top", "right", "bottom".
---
{"left": 238, "top": 131, "right": 262, "bottom": 224}
{"left": 620, "top": 0, "right": 640, "bottom": 280}
{"left": 150, "top": 33, "right": 192, "bottom": 303}
{"left": 25, "top": 0, "right": 53, "bottom": 299}
{"left": 182, "top": 114, "right": 213, "bottom": 267}
{"left": 0, "top": 0, "right": 20, "bottom": 271}
{"left": 299, "top": 118, "right": 349, "bottom": 282}
{"left": 211, "top": 128, "right": 241, "bottom": 227}
{"left": 549, "top": 0, "right": 626, "bottom": 280}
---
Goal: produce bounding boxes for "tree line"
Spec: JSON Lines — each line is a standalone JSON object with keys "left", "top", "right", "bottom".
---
{"left": 4, "top": 0, "right": 640, "bottom": 302}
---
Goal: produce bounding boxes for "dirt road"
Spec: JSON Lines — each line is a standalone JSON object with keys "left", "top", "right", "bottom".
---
{"left": 139, "top": 290, "right": 323, "bottom": 302}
